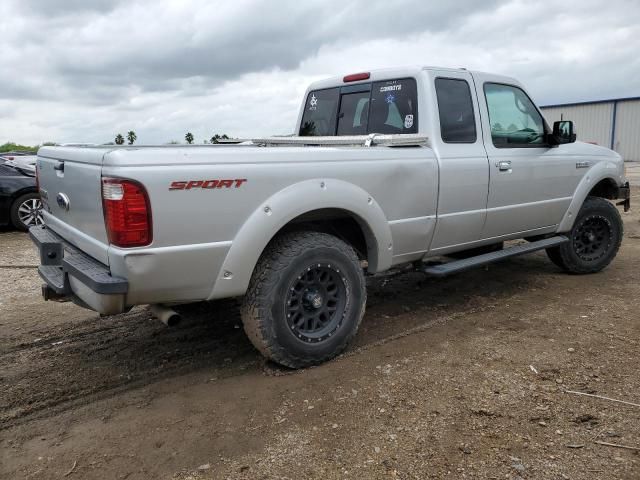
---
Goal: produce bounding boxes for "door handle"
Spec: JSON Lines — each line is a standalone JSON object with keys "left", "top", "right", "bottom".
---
{"left": 496, "top": 160, "right": 512, "bottom": 171}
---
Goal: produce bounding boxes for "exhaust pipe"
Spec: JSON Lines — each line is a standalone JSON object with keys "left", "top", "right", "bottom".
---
{"left": 150, "top": 304, "right": 182, "bottom": 327}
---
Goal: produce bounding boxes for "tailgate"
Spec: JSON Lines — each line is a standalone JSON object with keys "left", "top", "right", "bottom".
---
{"left": 37, "top": 146, "right": 110, "bottom": 265}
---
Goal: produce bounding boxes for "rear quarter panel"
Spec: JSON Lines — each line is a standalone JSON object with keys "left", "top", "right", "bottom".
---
{"left": 102, "top": 145, "right": 438, "bottom": 304}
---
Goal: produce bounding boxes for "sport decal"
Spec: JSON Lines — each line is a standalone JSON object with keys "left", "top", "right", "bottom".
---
{"left": 169, "top": 179, "right": 247, "bottom": 190}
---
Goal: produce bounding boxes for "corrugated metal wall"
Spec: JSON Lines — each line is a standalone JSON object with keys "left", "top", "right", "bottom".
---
{"left": 541, "top": 103, "right": 613, "bottom": 148}
{"left": 612, "top": 99, "right": 640, "bottom": 162}
{"left": 540, "top": 98, "right": 640, "bottom": 161}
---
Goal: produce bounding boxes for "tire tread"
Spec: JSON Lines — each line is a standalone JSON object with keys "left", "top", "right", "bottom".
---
{"left": 546, "top": 196, "right": 623, "bottom": 274}
{"left": 240, "top": 231, "right": 365, "bottom": 368}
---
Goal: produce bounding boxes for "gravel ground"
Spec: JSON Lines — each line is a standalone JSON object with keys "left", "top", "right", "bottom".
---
{"left": 1, "top": 189, "right": 639, "bottom": 480}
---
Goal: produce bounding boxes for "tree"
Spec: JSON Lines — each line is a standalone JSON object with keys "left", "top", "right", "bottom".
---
{"left": 0, "top": 142, "right": 38, "bottom": 153}
{"left": 115, "top": 134, "right": 125, "bottom": 145}
{"left": 210, "top": 133, "right": 229, "bottom": 144}
{"left": 126, "top": 130, "right": 137, "bottom": 145}
{"left": 185, "top": 132, "right": 194, "bottom": 144}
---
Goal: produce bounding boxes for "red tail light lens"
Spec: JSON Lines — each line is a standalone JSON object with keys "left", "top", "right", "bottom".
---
{"left": 343, "top": 72, "right": 370, "bottom": 83}
{"left": 102, "top": 177, "right": 152, "bottom": 247}
{"left": 35, "top": 162, "right": 40, "bottom": 192}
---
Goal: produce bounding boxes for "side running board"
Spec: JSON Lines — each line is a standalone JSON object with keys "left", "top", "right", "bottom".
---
{"left": 419, "top": 236, "right": 569, "bottom": 277}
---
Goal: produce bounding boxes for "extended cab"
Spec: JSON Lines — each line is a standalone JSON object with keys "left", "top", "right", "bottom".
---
{"left": 31, "top": 66, "right": 630, "bottom": 367}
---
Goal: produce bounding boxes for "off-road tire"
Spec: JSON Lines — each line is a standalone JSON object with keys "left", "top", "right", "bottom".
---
{"left": 241, "top": 231, "right": 366, "bottom": 368}
{"left": 546, "top": 196, "right": 623, "bottom": 274}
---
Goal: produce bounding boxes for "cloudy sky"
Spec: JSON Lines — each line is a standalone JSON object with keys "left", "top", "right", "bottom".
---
{"left": 1, "top": 0, "right": 639, "bottom": 145}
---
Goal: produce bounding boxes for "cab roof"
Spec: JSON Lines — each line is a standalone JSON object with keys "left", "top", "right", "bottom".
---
{"left": 306, "top": 65, "right": 519, "bottom": 92}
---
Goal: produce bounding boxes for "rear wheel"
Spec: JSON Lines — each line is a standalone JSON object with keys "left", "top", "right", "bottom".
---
{"left": 546, "top": 196, "right": 623, "bottom": 274}
{"left": 241, "top": 231, "right": 366, "bottom": 368}
{"left": 10, "top": 192, "right": 43, "bottom": 231}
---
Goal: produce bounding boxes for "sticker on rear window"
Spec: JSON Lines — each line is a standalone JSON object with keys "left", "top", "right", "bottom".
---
{"left": 380, "top": 84, "right": 402, "bottom": 92}
{"left": 404, "top": 114, "right": 414, "bottom": 129}
{"left": 309, "top": 94, "right": 318, "bottom": 110}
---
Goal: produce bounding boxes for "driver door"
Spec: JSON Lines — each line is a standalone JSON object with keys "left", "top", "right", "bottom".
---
{"left": 475, "top": 79, "right": 576, "bottom": 238}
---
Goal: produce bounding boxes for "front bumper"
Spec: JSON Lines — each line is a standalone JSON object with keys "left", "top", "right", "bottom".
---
{"left": 29, "top": 225, "right": 128, "bottom": 315}
{"left": 617, "top": 181, "right": 631, "bottom": 212}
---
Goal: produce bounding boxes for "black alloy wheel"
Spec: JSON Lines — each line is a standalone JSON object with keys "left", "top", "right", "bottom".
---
{"left": 285, "top": 263, "right": 348, "bottom": 343}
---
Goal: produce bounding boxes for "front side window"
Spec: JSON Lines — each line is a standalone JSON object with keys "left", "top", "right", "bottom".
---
{"left": 435, "top": 78, "right": 477, "bottom": 143}
{"left": 484, "top": 83, "right": 545, "bottom": 147}
{"left": 299, "top": 78, "right": 418, "bottom": 136}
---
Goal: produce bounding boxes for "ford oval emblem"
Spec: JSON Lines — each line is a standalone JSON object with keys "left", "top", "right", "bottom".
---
{"left": 56, "top": 193, "right": 70, "bottom": 211}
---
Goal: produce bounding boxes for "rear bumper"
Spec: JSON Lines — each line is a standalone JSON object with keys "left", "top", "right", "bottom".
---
{"left": 30, "top": 225, "right": 129, "bottom": 315}
{"left": 617, "top": 181, "right": 631, "bottom": 212}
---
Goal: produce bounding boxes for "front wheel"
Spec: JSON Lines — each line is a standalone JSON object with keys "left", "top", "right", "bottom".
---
{"left": 241, "top": 231, "right": 366, "bottom": 368}
{"left": 546, "top": 196, "right": 623, "bottom": 274}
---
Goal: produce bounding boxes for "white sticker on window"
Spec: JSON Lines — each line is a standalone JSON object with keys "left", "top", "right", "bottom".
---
{"left": 380, "top": 84, "right": 402, "bottom": 92}
{"left": 404, "top": 114, "right": 414, "bottom": 129}
{"left": 309, "top": 94, "right": 318, "bottom": 110}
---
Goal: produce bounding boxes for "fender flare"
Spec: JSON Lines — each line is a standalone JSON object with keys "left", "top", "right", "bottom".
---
{"left": 208, "top": 178, "right": 393, "bottom": 300}
{"left": 557, "top": 160, "right": 622, "bottom": 232}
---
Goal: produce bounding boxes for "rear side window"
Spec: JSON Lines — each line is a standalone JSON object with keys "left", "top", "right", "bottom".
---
{"left": 435, "top": 78, "right": 477, "bottom": 143}
{"left": 299, "top": 78, "right": 418, "bottom": 136}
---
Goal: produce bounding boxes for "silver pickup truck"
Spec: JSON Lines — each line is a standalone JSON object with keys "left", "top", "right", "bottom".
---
{"left": 31, "top": 66, "right": 630, "bottom": 367}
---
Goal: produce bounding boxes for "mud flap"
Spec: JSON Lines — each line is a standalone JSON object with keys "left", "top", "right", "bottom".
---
{"left": 616, "top": 181, "right": 630, "bottom": 212}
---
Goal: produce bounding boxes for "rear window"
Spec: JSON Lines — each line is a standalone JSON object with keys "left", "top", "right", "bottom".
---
{"left": 299, "top": 88, "right": 339, "bottom": 136}
{"left": 299, "top": 78, "right": 418, "bottom": 136}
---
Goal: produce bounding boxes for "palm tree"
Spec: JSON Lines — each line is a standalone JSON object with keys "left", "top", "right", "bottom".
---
{"left": 185, "top": 132, "right": 194, "bottom": 144}
{"left": 126, "top": 131, "right": 137, "bottom": 145}
{"left": 115, "top": 134, "right": 124, "bottom": 145}
{"left": 210, "top": 134, "right": 230, "bottom": 144}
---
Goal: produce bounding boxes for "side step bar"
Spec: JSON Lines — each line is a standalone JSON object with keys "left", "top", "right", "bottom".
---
{"left": 419, "top": 236, "right": 569, "bottom": 277}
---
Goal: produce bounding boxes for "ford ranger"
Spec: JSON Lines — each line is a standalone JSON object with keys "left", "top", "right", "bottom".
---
{"left": 31, "top": 66, "right": 631, "bottom": 368}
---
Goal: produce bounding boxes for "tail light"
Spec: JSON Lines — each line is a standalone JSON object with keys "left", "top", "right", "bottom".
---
{"left": 35, "top": 162, "right": 40, "bottom": 192}
{"left": 343, "top": 72, "right": 370, "bottom": 83}
{"left": 102, "top": 177, "right": 152, "bottom": 247}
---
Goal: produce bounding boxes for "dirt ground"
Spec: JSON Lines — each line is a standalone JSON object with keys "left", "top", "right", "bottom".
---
{"left": 1, "top": 187, "right": 639, "bottom": 480}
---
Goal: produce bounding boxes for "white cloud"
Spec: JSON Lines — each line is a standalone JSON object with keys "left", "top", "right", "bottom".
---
{"left": 0, "top": 0, "right": 638, "bottom": 145}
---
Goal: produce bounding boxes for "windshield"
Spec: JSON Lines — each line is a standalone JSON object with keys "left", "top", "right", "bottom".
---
{"left": 300, "top": 77, "right": 418, "bottom": 136}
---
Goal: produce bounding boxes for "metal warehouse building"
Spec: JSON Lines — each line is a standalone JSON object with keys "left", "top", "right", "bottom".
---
{"left": 540, "top": 97, "right": 640, "bottom": 161}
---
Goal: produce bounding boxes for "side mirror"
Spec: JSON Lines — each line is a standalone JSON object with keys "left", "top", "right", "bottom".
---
{"left": 550, "top": 120, "right": 577, "bottom": 145}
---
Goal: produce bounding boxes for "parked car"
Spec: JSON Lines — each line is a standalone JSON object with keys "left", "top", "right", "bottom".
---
{"left": 0, "top": 151, "right": 38, "bottom": 170}
{"left": 0, "top": 159, "right": 42, "bottom": 230}
{"left": 31, "top": 66, "right": 630, "bottom": 367}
